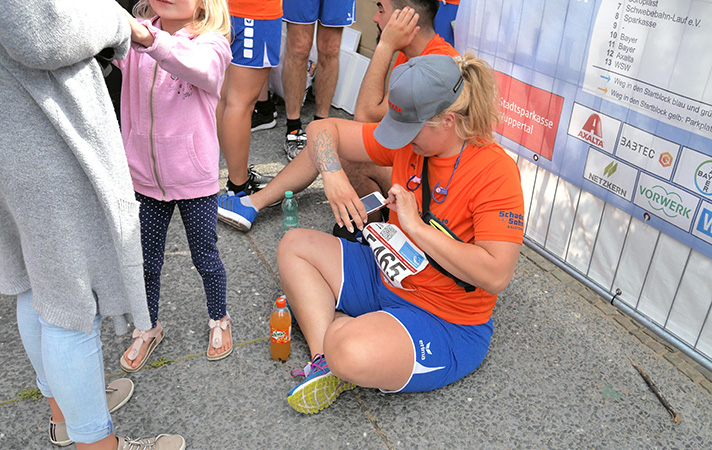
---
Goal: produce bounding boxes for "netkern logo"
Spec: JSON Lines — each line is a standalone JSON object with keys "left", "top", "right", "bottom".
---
{"left": 578, "top": 114, "right": 604, "bottom": 148}
{"left": 604, "top": 161, "right": 618, "bottom": 177}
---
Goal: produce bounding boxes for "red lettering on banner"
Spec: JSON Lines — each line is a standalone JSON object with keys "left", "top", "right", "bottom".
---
{"left": 494, "top": 72, "right": 564, "bottom": 160}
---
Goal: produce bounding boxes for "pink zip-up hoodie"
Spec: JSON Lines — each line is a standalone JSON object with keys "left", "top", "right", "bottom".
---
{"left": 115, "top": 17, "right": 231, "bottom": 201}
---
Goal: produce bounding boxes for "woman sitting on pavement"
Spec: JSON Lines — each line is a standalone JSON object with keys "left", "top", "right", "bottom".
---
{"left": 278, "top": 53, "right": 525, "bottom": 414}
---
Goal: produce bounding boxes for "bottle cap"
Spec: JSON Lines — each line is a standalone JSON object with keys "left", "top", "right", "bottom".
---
{"left": 285, "top": 191, "right": 293, "bottom": 199}
{"left": 275, "top": 296, "right": 287, "bottom": 308}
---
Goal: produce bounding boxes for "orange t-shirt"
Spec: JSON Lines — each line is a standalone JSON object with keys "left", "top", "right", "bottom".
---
{"left": 362, "top": 123, "right": 524, "bottom": 325}
{"left": 393, "top": 34, "right": 459, "bottom": 68}
{"left": 228, "top": 0, "right": 282, "bottom": 21}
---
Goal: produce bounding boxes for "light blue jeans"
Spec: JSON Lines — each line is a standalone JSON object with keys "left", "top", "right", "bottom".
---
{"left": 16, "top": 290, "right": 112, "bottom": 444}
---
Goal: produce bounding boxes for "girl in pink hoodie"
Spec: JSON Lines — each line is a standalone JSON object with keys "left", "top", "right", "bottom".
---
{"left": 115, "top": 0, "right": 234, "bottom": 370}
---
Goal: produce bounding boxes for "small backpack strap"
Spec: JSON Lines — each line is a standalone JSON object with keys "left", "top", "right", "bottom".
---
{"left": 418, "top": 157, "right": 476, "bottom": 292}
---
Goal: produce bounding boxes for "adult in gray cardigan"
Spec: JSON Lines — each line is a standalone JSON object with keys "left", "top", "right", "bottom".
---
{"left": 0, "top": 1, "right": 184, "bottom": 449}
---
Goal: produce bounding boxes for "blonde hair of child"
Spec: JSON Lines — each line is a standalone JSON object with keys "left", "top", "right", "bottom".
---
{"left": 427, "top": 53, "right": 501, "bottom": 146}
{"left": 133, "top": 0, "right": 231, "bottom": 40}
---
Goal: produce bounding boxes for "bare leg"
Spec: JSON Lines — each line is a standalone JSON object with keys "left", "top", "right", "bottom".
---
{"left": 277, "top": 229, "right": 414, "bottom": 391}
{"left": 48, "top": 400, "right": 119, "bottom": 449}
{"left": 277, "top": 229, "right": 343, "bottom": 353}
{"left": 257, "top": 76, "right": 270, "bottom": 102}
{"left": 314, "top": 24, "right": 344, "bottom": 118}
{"left": 282, "top": 22, "right": 315, "bottom": 122}
{"left": 48, "top": 397, "right": 64, "bottom": 422}
{"left": 249, "top": 147, "right": 320, "bottom": 210}
{"left": 217, "top": 65, "right": 271, "bottom": 186}
{"left": 76, "top": 435, "right": 118, "bottom": 450}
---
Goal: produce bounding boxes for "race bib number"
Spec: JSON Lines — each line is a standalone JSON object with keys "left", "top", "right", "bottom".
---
{"left": 362, "top": 222, "right": 428, "bottom": 290}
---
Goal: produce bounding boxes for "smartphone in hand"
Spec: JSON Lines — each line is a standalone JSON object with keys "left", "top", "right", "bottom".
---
{"left": 360, "top": 191, "right": 386, "bottom": 215}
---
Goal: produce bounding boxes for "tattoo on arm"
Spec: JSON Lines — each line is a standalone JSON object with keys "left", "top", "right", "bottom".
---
{"left": 313, "top": 129, "right": 342, "bottom": 173}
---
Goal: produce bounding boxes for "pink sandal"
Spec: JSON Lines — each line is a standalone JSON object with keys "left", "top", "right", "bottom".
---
{"left": 207, "top": 315, "right": 232, "bottom": 361}
{"left": 120, "top": 322, "right": 164, "bottom": 372}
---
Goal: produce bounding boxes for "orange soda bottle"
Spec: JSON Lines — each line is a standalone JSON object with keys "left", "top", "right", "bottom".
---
{"left": 270, "top": 296, "right": 291, "bottom": 361}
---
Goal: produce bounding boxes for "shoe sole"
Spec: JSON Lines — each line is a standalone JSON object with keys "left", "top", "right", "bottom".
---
{"left": 251, "top": 119, "right": 277, "bottom": 132}
{"left": 287, "top": 373, "right": 356, "bottom": 414}
{"left": 217, "top": 206, "right": 252, "bottom": 231}
{"left": 120, "top": 329, "right": 164, "bottom": 373}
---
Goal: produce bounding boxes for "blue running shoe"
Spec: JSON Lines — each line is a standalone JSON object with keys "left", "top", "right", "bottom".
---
{"left": 287, "top": 354, "right": 356, "bottom": 414}
{"left": 217, "top": 192, "right": 257, "bottom": 231}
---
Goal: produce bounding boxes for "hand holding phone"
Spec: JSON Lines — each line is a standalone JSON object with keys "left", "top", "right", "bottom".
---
{"left": 360, "top": 191, "right": 386, "bottom": 215}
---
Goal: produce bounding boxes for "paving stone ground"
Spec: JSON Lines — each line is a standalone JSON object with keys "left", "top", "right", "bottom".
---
{"left": 1, "top": 98, "right": 710, "bottom": 449}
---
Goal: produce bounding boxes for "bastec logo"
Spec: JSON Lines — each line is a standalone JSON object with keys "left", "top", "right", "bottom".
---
{"left": 578, "top": 114, "right": 604, "bottom": 148}
{"left": 659, "top": 152, "right": 673, "bottom": 168}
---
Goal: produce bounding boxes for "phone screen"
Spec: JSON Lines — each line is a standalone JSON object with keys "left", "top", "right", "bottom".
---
{"left": 361, "top": 193, "right": 385, "bottom": 213}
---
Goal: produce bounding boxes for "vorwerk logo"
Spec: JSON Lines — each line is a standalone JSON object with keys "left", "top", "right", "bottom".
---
{"left": 638, "top": 184, "right": 691, "bottom": 219}
{"left": 578, "top": 114, "right": 604, "bottom": 147}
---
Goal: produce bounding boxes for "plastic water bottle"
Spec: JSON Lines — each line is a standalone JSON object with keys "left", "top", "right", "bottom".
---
{"left": 270, "top": 296, "right": 291, "bottom": 361}
{"left": 282, "top": 191, "right": 298, "bottom": 232}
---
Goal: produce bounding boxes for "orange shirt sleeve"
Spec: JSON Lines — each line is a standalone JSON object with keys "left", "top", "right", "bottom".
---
{"left": 362, "top": 122, "right": 397, "bottom": 167}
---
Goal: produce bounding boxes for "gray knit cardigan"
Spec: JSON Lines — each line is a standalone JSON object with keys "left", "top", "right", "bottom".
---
{"left": 0, "top": 0, "right": 151, "bottom": 334}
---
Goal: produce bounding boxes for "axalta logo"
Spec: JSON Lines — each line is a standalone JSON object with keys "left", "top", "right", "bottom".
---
{"left": 388, "top": 100, "right": 402, "bottom": 113}
{"left": 638, "top": 185, "right": 691, "bottom": 219}
{"left": 578, "top": 114, "right": 604, "bottom": 148}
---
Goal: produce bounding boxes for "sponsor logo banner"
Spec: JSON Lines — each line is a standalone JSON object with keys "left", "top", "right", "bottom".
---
{"left": 568, "top": 103, "right": 621, "bottom": 154}
{"left": 634, "top": 172, "right": 699, "bottom": 231}
{"left": 673, "top": 146, "right": 712, "bottom": 197}
{"left": 584, "top": 148, "right": 638, "bottom": 201}
{"left": 494, "top": 72, "right": 564, "bottom": 160}
{"left": 693, "top": 203, "right": 712, "bottom": 245}
{"left": 615, "top": 124, "right": 680, "bottom": 180}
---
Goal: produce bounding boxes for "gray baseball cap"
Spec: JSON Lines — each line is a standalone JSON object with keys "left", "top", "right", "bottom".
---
{"left": 374, "top": 54, "right": 463, "bottom": 149}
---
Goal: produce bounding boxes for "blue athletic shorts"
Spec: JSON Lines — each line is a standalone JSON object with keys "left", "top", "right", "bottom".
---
{"left": 434, "top": 2, "right": 458, "bottom": 46}
{"left": 229, "top": 16, "right": 281, "bottom": 67}
{"left": 336, "top": 239, "right": 493, "bottom": 393}
{"left": 283, "top": 0, "right": 356, "bottom": 27}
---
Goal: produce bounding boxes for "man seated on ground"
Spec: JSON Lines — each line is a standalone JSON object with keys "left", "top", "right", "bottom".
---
{"left": 278, "top": 54, "right": 525, "bottom": 414}
{"left": 217, "top": 0, "right": 458, "bottom": 232}
{"left": 345, "top": 0, "right": 460, "bottom": 227}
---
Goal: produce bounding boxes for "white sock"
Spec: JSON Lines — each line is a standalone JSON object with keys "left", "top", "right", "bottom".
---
{"left": 240, "top": 195, "right": 257, "bottom": 211}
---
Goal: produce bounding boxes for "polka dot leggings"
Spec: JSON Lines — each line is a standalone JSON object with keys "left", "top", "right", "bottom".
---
{"left": 136, "top": 192, "right": 227, "bottom": 328}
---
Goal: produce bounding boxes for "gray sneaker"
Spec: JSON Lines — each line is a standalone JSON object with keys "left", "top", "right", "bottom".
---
{"left": 117, "top": 434, "right": 186, "bottom": 450}
{"left": 284, "top": 129, "right": 307, "bottom": 161}
{"left": 48, "top": 378, "right": 135, "bottom": 446}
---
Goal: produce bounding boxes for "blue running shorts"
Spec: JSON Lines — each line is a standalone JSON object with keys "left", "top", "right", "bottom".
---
{"left": 229, "top": 16, "right": 281, "bottom": 68}
{"left": 283, "top": 0, "right": 356, "bottom": 27}
{"left": 336, "top": 239, "right": 493, "bottom": 393}
{"left": 434, "top": 2, "right": 458, "bottom": 46}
